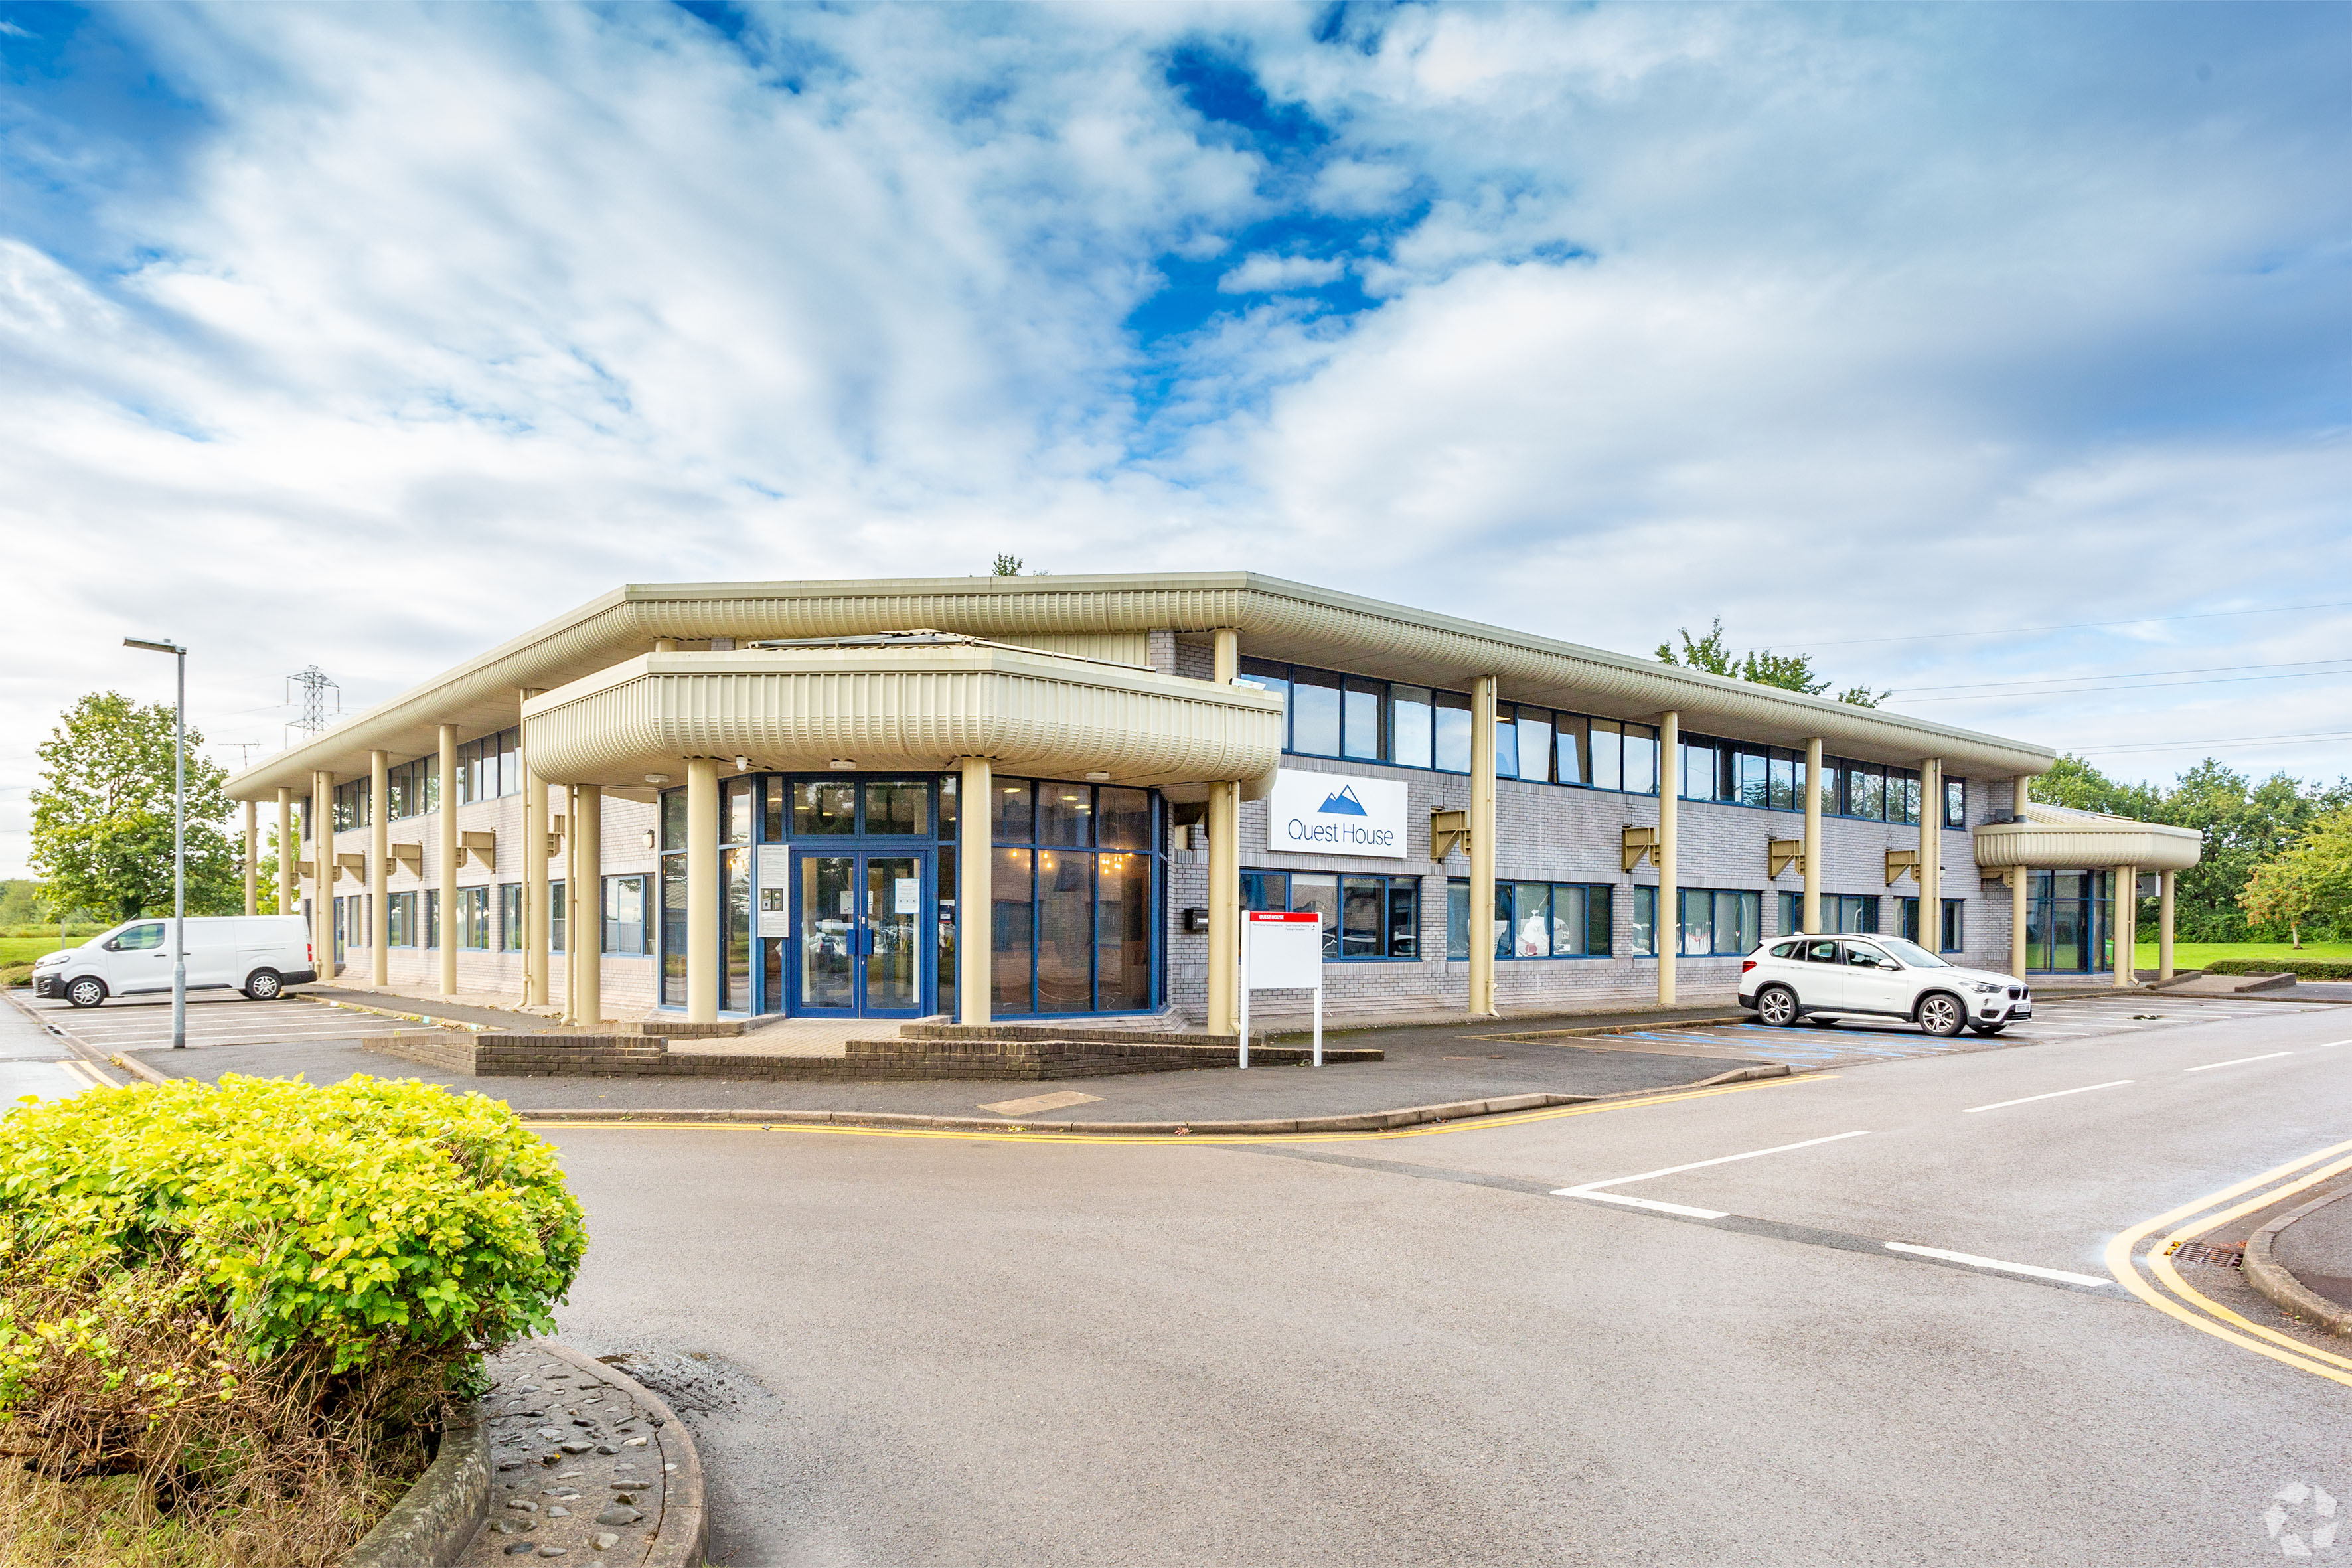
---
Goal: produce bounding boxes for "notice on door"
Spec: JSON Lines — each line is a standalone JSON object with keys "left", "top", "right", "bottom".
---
{"left": 755, "top": 845, "right": 791, "bottom": 937}
{"left": 894, "top": 877, "right": 921, "bottom": 915}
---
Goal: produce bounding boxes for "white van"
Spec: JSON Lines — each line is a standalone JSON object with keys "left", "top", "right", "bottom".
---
{"left": 29, "top": 915, "right": 319, "bottom": 1010}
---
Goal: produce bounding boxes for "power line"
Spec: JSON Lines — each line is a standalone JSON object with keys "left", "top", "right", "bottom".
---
{"left": 2072, "top": 730, "right": 2352, "bottom": 756}
{"left": 1899, "top": 668, "right": 2352, "bottom": 704}
{"left": 1796, "top": 598, "right": 2352, "bottom": 651}
{"left": 1891, "top": 657, "right": 2352, "bottom": 696}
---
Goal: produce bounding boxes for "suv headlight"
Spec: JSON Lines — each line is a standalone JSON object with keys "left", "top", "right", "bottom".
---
{"left": 1968, "top": 981, "right": 2002, "bottom": 994}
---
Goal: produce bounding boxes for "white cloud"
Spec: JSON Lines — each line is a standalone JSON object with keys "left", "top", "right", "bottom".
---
{"left": 1217, "top": 252, "right": 1347, "bottom": 293}
{"left": 3, "top": 2, "right": 2351, "bottom": 876}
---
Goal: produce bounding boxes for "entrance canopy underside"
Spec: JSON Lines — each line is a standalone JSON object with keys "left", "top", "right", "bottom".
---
{"left": 520, "top": 643, "right": 1287, "bottom": 800}
{"left": 1972, "top": 801, "right": 2202, "bottom": 872}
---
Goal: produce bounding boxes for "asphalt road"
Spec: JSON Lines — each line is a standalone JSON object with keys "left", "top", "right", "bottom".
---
{"left": 537, "top": 1000, "right": 2352, "bottom": 1566}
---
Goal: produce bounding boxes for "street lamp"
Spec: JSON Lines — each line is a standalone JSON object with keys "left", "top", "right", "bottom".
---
{"left": 125, "top": 637, "right": 189, "bottom": 1050}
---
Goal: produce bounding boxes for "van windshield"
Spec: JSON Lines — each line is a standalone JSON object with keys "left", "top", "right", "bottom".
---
{"left": 1877, "top": 937, "right": 1950, "bottom": 969}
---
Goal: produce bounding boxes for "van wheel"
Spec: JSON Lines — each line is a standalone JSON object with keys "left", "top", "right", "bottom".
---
{"left": 1756, "top": 985, "right": 1800, "bottom": 1027}
{"left": 244, "top": 969, "right": 284, "bottom": 1001}
{"left": 65, "top": 977, "right": 107, "bottom": 1010}
{"left": 1919, "top": 993, "right": 1966, "bottom": 1038}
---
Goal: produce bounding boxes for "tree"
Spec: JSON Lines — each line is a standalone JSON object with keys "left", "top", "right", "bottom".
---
{"left": 1656, "top": 618, "right": 1886, "bottom": 706}
{"left": 2240, "top": 809, "right": 2352, "bottom": 947}
{"left": 28, "top": 692, "right": 240, "bottom": 923}
{"left": 992, "top": 554, "right": 1024, "bottom": 576}
{"left": 0, "top": 880, "right": 40, "bottom": 926}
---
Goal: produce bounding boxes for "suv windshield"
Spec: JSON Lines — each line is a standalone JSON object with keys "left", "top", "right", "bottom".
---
{"left": 1875, "top": 937, "right": 1950, "bottom": 969}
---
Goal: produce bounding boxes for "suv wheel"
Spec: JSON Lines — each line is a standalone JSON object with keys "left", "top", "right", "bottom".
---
{"left": 244, "top": 969, "right": 283, "bottom": 1001}
{"left": 65, "top": 976, "right": 107, "bottom": 1010}
{"left": 1755, "top": 985, "right": 1800, "bottom": 1027}
{"left": 1919, "top": 993, "right": 1966, "bottom": 1038}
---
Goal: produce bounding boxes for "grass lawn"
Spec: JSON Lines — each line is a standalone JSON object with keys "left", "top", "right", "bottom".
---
{"left": 0, "top": 934, "right": 68, "bottom": 965}
{"left": 2134, "top": 941, "right": 2352, "bottom": 969}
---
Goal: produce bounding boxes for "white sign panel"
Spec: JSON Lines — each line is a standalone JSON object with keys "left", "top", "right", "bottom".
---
{"left": 1265, "top": 769, "right": 1409, "bottom": 859}
{"left": 756, "top": 845, "right": 792, "bottom": 937}
{"left": 1244, "top": 911, "right": 1322, "bottom": 990}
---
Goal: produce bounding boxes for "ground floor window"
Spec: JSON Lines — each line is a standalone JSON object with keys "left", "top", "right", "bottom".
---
{"left": 604, "top": 875, "right": 647, "bottom": 955}
{"left": 2027, "top": 870, "right": 2110, "bottom": 972}
{"left": 1443, "top": 879, "right": 1608, "bottom": 959}
{"left": 425, "top": 889, "right": 440, "bottom": 949}
{"left": 1251, "top": 870, "right": 1419, "bottom": 959}
{"left": 456, "top": 886, "right": 491, "bottom": 950}
{"left": 499, "top": 883, "right": 522, "bottom": 951}
{"left": 1632, "top": 885, "right": 1658, "bottom": 956}
{"left": 1679, "top": 888, "right": 1760, "bottom": 957}
{"left": 991, "top": 845, "right": 1154, "bottom": 1014}
{"left": 550, "top": 880, "right": 565, "bottom": 953}
{"left": 388, "top": 890, "right": 416, "bottom": 947}
{"left": 1942, "top": 898, "right": 1963, "bottom": 953}
{"left": 1897, "top": 897, "right": 1966, "bottom": 953}
{"left": 1828, "top": 894, "right": 1878, "bottom": 935}
{"left": 661, "top": 856, "right": 686, "bottom": 1004}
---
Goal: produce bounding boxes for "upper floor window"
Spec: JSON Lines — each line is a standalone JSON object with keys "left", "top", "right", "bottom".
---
{"left": 455, "top": 728, "right": 522, "bottom": 804}
{"left": 1236, "top": 657, "right": 1660, "bottom": 793}
{"left": 1944, "top": 777, "right": 1967, "bottom": 830}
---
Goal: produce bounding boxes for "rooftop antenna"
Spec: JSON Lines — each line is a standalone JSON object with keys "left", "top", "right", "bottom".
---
{"left": 285, "top": 665, "right": 339, "bottom": 748}
{"left": 223, "top": 740, "right": 262, "bottom": 769}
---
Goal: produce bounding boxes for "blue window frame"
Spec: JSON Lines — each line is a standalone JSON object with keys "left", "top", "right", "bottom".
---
{"left": 388, "top": 890, "right": 416, "bottom": 947}
{"left": 1447, "top": 879, "right": 1613, "bottom": 959}
{"left": 1247, "top": 870, "right": 1419, "bottom": 959}
{"left": 1235, "top": 656, "right": 1660, "bottom": 793}
{"left": 1678, "top": 888, "right": 1761, "bottom": 956}
{"left": 1828, "top": 894, "right": 1879, "bottom": 935}
{"left": 1815, "top": 758, "right": 1924, "bottom": 824}
{"left": 1898, "top": 897, "right": 1967, "bottom": 952}
{"left": 990, "top": 778, "right": 1162, "bottom": 1014}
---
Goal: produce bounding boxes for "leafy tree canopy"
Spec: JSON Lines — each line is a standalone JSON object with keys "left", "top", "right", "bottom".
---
{"left": 991, "top": 553, "right": 1023, "bottom": 576}
{"left": 28, "top": 692, "right": 240, "bottom": 923}
{"left": 1656, "top": 618, "right": 1886, "bottom": 708}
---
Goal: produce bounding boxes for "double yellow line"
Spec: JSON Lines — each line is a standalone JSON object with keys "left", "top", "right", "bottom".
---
{"left": 2106, "top": 1137, "right": 2352, "bottom": 1388}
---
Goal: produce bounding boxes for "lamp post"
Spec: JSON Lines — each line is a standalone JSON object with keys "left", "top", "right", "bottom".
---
{"left": 125, "top": 637, "right": 189, "bottom": 1050}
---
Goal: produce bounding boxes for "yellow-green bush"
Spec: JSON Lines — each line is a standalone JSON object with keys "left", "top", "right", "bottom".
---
{"left": 0, "top": 1075, "right": 585, "bottom": 1502}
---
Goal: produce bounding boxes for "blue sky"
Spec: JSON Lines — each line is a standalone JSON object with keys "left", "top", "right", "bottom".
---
{"left": 2, "top": 1, "right": 2350, "bottom": 872}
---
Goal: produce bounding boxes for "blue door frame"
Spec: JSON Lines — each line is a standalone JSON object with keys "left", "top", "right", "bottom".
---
{"left": 781, "top": 845, "right": 934, "bottom": 1018}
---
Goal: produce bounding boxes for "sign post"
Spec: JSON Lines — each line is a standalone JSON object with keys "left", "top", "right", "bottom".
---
{"left": 1239, "top": 909, "right": 1324, "bottom": 1069}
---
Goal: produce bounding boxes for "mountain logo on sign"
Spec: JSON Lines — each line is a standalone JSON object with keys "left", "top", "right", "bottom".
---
{"left": 1316, "top": 786, "right": 1368, "bottom": 817}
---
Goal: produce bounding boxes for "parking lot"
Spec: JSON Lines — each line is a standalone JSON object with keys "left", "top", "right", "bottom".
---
{"left": 11, "top": 989, "right": 443, "bottom": 1056}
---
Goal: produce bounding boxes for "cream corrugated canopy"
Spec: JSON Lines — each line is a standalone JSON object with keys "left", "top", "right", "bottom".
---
{"left": 1973, "top": 801, "right": 2203, "bottom": 872}
{"left": 520, "top": 641, "right": 1287, "bottom": 800}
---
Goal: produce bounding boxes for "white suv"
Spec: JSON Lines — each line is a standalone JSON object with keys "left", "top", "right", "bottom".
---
{"left": 1738, "top": 934, "right": 2031, "bottom": 1038}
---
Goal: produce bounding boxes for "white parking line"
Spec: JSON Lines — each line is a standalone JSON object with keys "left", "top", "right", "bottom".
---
{"left": 2185, "top": 1052, "right": 2293, "bottom": 1073}
{"left": 1883, "top": 1243, "right": 2110, "bottom": 1289}
{"left": 1962, "top": 1079, "right": 2134, "bottom": 1115}
{"left": 1553, "top": 1129, "right": 1872, "bottom": 1217}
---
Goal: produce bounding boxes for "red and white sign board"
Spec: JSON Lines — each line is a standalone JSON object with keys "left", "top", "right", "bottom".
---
{"left": 1240, "top": 910, "right": 1324, "bottom": 1069}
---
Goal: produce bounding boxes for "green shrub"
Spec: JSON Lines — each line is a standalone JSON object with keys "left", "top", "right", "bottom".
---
{"left": 2208, "top": 957, "right": 2352, "bottom": 980}
{"left": 0, "top": 1075, "right": 585, "bottom": 1503}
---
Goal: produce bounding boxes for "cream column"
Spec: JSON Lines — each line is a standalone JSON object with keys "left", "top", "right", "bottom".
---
{"left": 1801, "top": 738, "right": 1824, "bottom": 933}
{"left": 686, "top": 758, "right": 720, "bottom": 1022}
{"left": 2159, "top": 870, "right": 2177, "bottom": 982}
{"left": 957, "top": 757, "right": 993, "bottom": 1027}
{"left": 2010, "top": 868, "right": 2029, "bottom": 979}
{"left": 370, "top": 749, "right": 390, "bottom": 986}
{"left": 242, "top": 801, "right": 258, "bottom": 917}
{"left": 311, "top": 770, "right": 335, "bottom": 982}
{"left": 1468, "top": 676, "right": 1499, "bottom": 1016}
{"left": 1657, "top": 712, "right": 1680, "bottom": 1004}
{"left": 276, "top": 787, "right": 295, "bottom": 915}
{"left": 1206, "top": 629, "right": 1241, "bottom": 1037}
{"left": 524, "top": 764, "right": 550, "bottom": 1007}
{"left": 2114, "top": 864, "right": 2137, "bottom": 988}
{"left": 1919, "top": 757, "right": 1941, "bottom": 949}
{"left": 437, "top": 725, "right": 459, "bottom": 997}
{"left": 574, "top": 786, "right": 603, "bottom": 1025}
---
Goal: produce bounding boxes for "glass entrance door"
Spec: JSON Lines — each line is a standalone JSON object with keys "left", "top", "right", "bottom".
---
{"left": 792, "top": 849, "right": 928, "bottom": 1016}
